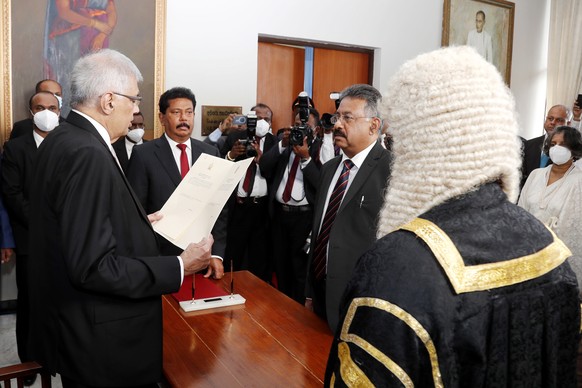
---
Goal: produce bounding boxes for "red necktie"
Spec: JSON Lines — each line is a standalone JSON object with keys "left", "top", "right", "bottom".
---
{"left": 312, "top": 159, "right": 354, "bottom": 280}
{"left": 242, "top": 161, "right": 256, "bottom": 194}
{"left": 242, "top": 136, "right": 261, "bottom": 195}
{"left": 177, "top": 143, "right": 189, "bottom": 179}
{"left": 282, "top": 155, "right": 300, "bottom": 203}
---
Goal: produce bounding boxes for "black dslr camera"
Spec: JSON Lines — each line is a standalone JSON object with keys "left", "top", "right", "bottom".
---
{"left": 290, "top": 92, "right": 313, "bottom": 147}
{"left": 239, "top": 111, "right": 258, "bottom": 158}
{"left": 320, "top": 92, "right": 341, "bottom": 131}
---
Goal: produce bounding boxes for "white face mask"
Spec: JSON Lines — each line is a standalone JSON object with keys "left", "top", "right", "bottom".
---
{"left": 32, "top": 109, "right": 60, "bottom": 132}
{"left": 549, "top": 144, "right": 572, "bottom": 165}
{"left": 127, "top": 127, "right": 145, "bottom": 143}
{"left": 55, "top": 94, "right": 63, "bottom": 109}
{"left": 255, "top": 119, "right": 270, "bottom": 138}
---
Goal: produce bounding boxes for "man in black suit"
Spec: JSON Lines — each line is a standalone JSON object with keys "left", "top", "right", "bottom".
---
{"left": 221, "top": 103, "right": 276, "bottom": 281}
{"left": 2, "top": 91, "right": 60, "bottom": 371}
{"left": 112, "top": 111, "right": 147, "bottom": 172}
{"left": 259, "top": 107, "right": 321, "bottom": 302}
{"left": 27, "top": 49, "right": 214, "bottom": 387}
{"left": 522, "top": 104, "right": 569, "bottom": 186}
{"left": 127, "top": 87, "right": 226, "bottom": 273}
{"left": 10, "top": 79, "right": 64, "bottom": 140}
{"left": 304, "top": 84, "right": 391, "bottom": 332}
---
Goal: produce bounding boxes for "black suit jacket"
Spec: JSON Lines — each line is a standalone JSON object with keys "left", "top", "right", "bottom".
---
{"left": 259, "top": 140, "right": 321, "bottom": 214}
{"left": 9, "top": 118, "right": 33, "bottom": 140}
{"left": 28, "top": 111, "right": 181, "bottom": 386}
{"left": 306, "top": 141, "right": 391, "bottom": 331}
{"left": 1, "top": 131, "right": 38, "bottom": 255}
{"left": 203, "top": 133, "right": 228, "bottom": 157}
{"left": 522, "top": 135, "right": 550, "bottom": 186}
{"left": 126, "top": 135, "right": 227, "bottom": 257}
{"left": 112, "top": 137, "right": 148, "bottom": 173}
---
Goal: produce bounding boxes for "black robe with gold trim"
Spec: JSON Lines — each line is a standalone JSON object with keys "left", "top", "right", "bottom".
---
{"left": 325, "top": 183, "right": 580, "bottom": 387}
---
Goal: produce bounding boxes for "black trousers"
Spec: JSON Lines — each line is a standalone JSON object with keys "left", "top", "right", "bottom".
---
{"left": 224, "top": 197, "right": 271, "bottom": 281}
{"left": 15, "top": 253, "right": 31, "bottom": 362}
{"left": 271, "top": 204, "right": 312, "bottom": 303}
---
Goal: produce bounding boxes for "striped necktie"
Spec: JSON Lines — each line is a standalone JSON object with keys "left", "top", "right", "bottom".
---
{"left": 312, "top": 159, "right": 354, "bottom": 280}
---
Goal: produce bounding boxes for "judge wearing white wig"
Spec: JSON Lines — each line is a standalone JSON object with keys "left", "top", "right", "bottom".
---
{"left": 325, "top": 46, "right": 580, "bottom": 387}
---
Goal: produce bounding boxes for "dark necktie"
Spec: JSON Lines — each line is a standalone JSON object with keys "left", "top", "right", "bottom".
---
{"left": 312, "top": 159, "right": 354, "bottom": 281}
{"left": 242, "top": 161, "right": 257, "bottom": 195}
{"left": 177, "top": 143, "right": 189, "bottom": 179}
{"left": 282, "top": 154, "right": 300, "bottom": 203}
{"left": 241, "top": 136, "right": 261, "bottom": 196}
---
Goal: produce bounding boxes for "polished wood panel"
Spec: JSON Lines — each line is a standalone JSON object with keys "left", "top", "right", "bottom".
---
{"left": 163, "top": 271, "right": 333, "bottom": 387}
{"left": 257, "top": 42, "right": 305, "bottom": 132}
{"left": 313, "top": 48, "right": 370, "bottom": 115}
{"left": 0, "top": 361, "right": 51, "bottom": 387}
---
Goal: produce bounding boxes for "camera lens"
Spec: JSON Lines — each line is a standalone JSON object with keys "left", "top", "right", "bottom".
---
{"left": 289, "top": 128, "right": 304, "bottom": 146}
{"left": 246, "top": 145, "right": 257, "bottom": 157}
{"left": 321, "top": 113, "right": 334, "bottom": 130}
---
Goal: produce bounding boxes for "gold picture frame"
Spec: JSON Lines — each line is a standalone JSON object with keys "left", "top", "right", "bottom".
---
{"left": 0, "top": 0, "right": 166, "bottom": 144}
{"left": 442, "top": 0, "right": 515, "bottom": 86}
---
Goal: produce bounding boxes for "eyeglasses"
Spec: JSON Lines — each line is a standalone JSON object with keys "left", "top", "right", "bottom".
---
{"left": 113, "top": 92, "right": 142, "bottom": 106}
{"left": 330, "top": 114, "right": 374, "bottom": 125}
{"left": 545, "top": 116, "right": 566, "bottom": 124}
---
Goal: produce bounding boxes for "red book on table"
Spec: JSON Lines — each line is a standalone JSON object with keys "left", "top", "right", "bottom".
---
{"left": 171, "top": 273, "right": 228, "bottom": 302}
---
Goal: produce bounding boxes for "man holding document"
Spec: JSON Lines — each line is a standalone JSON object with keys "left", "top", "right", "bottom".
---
{"left": 127, "top": 87, "right": 226, "bottom": 278}
{"left": 27, "top": 50, "right": 213, "bottom": 387}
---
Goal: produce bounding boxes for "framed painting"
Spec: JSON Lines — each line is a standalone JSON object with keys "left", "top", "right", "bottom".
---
{"left": 0, "top": 0, "right": 166, "bottom": 144}
{"left": 442, "top": 0, "right": 515, "bottom": 86}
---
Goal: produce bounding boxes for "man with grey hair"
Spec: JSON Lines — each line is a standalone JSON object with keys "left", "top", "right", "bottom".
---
{"left": 27, "top": 49, "right": 214, "bottom": 387}
{"left": 325, "top": 47, "right": 579, "bottom": 387}
{"left": 304, "top": 83, "right": 391, "bottom": 332}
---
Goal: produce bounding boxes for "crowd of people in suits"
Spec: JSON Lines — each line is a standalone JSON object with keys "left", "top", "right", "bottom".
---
{"left": 0, "top": 45, "right": 581, "bottom": 386}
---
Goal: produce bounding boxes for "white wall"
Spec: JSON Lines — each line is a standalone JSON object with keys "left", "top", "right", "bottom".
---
{"left": 511, "top": 0, "right": 551, "bottom": 139}
{"left": 165, "top": 0, "right": 549, "bottom": 140}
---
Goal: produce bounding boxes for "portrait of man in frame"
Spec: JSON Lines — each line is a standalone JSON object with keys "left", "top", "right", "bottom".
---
{"left": 442, "top": 0, "right": 515, "bottom": 85}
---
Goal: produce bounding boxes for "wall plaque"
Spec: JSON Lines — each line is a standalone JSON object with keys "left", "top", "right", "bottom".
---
{"left": 201, "top": 105, "right": 243, "bottom": 136}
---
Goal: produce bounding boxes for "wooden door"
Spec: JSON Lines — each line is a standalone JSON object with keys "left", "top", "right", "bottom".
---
{"left": 313, "top": 48, "right": 370, "bottom": 116}
{"left": 257, "top": 42, "right": 305, "bottom": 132}
{"left": 257, "top": 41, "right": 372, "bottom": 131}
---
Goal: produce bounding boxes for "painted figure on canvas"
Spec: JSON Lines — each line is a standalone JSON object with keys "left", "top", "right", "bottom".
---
{"left": 466, "top": 10, "right": 493, "bottom": 63}
{"left": 43, "top": 0, "right": 117, "bottom": 114}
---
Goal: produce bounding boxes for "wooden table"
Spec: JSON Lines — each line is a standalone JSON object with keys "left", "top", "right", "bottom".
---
{"left": 162, "top": 271, "right": 333, "bottom": 387}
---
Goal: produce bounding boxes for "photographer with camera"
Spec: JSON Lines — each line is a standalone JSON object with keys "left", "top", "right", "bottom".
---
{"left": 313, "top": 112, "right": 340, "bottom": 164}
{"left": 259, "top": 93, "right": 322, "bottom": 303}
{"left": 219, "top": 103, "right": 277, "bottom": 281}
{"left": 203, "top": 113, "right": 240, "bottom": 156}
